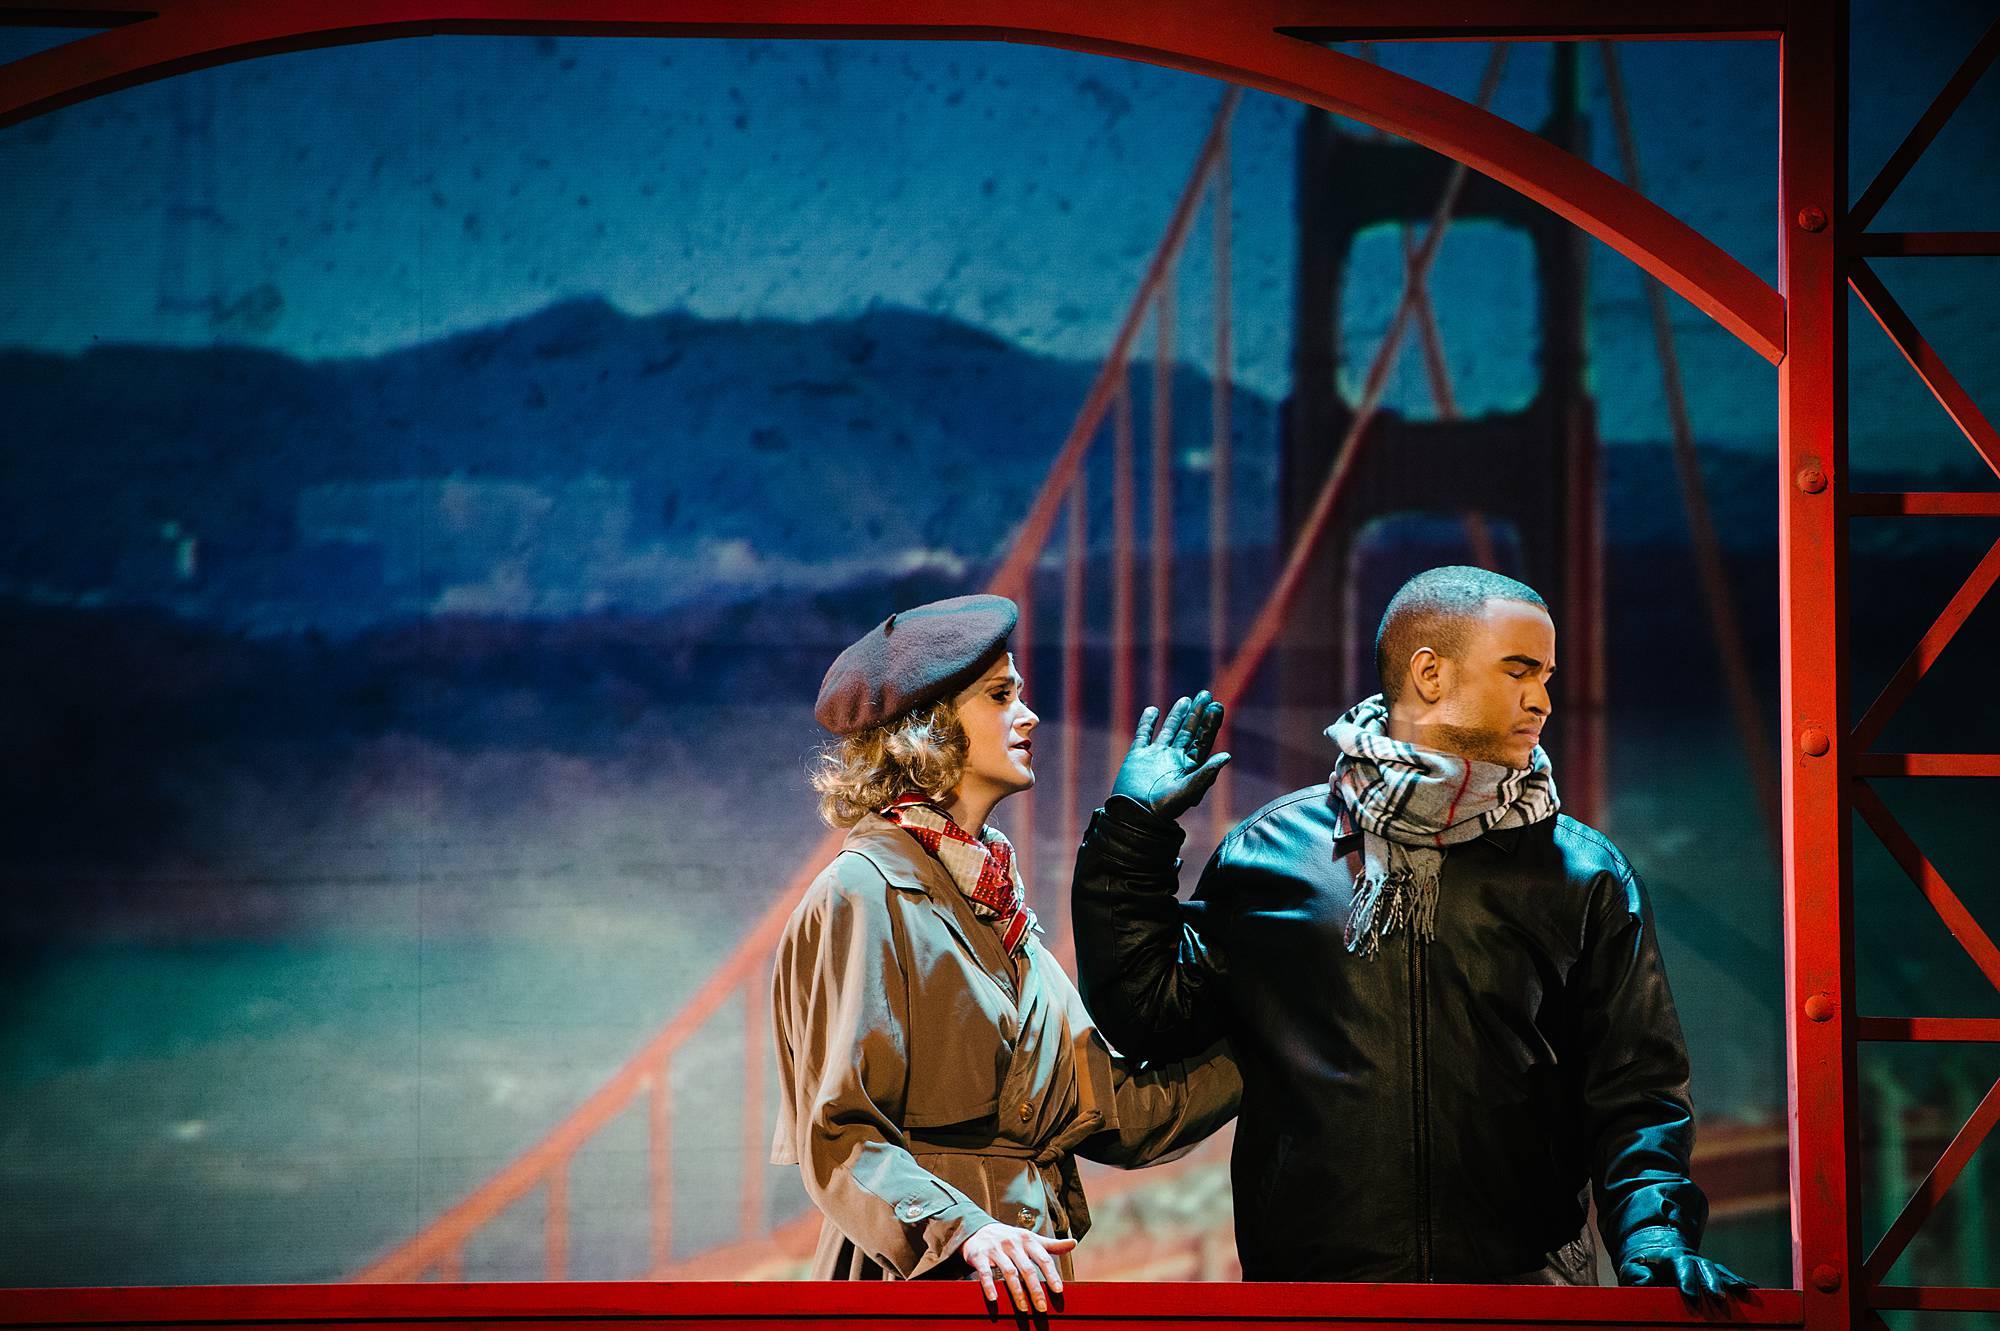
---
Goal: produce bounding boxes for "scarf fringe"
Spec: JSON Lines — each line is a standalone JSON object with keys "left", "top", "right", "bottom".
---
{"left": 1344, "top": 864, "right": 1442, "bottom": 958}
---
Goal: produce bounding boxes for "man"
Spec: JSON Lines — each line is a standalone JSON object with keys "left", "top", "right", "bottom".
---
{"left": 1071, "top": 565, "right": 1750, "bottom": 1299}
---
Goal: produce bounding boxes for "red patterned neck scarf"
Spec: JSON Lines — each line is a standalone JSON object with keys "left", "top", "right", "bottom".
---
{"left": 879, "top": 793, "right": 1035, "bottom": 956}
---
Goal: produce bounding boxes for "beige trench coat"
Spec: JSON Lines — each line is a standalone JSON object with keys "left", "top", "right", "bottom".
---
{"left": 770, "top": 812, "right": 1240, "bottom": 1281}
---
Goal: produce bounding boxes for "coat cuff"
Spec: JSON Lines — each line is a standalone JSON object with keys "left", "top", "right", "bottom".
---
{"left": 1617, "top": 1223, "right": 1692, "bottom": 1264}
{"left": 1090, "top": 797, "right": 1187, "bottom": 865}
{"left": 896, "top": 1184, "right": 998, "bottom": 1278}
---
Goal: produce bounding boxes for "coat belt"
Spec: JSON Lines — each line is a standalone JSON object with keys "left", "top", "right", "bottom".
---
{"left": 906, "top": 1113, "right": 1107, "bottom": 1238}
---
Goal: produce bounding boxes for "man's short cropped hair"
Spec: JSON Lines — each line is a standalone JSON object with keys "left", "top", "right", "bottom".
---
{"left": 1374, "top": 565, "right": 1549, "bottom": 704}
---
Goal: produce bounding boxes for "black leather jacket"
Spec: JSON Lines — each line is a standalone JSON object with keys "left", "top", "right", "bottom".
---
{"left": 1071, "top": 789, "right": 1707, "bottom": 1283}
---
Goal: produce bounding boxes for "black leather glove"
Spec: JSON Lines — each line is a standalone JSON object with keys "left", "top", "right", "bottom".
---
{"left": 1109, "top": 691, "right": 1231, "bottom": 821}
{"left": 1618, "top": 1226, "right": 1754, "bottom": 1305}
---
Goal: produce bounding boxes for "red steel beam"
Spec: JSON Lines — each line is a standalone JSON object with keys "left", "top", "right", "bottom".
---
{"left": 1848, "top": 261, "right": 2000, "bottom": 481}
{"left": 1848, "top": 15, "right": 2000, "bottom": 232}
{"left": 1849, "top": 779, "right": 2000, "bottom": 994}
{"left": 1856, "top": 1017, "right": 2000, "bottom": 1043}
{"left": 0, "top": 1279, "right": 1812, "bottom": 1328}
{"left": 0, "top": 0, "right": 1783, "bottom": 36}
{"left": 1777, "top": 4, "right": 1856, "bottom": 1322}
{"left": 1849, "top": 535, "right": 2000, "bottom": 751}
{"left": 0, "top": 0, "right": 1785, "bottom": 365}
{"left": 1861, "top": 1074, "right": 2000, "bottom": 1288}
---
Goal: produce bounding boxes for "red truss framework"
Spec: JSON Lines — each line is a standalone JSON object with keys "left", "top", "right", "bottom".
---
{"left": 1, "top": 4, "right": 1996, "bottom": 1331}
{"left": 1833, "top": 16, "right": 2000, "bottom": 1329}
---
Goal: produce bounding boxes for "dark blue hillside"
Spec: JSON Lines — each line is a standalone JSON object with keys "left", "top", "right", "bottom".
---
{"left": 6, "top": 298, "right": 1988, "bottom": 636}
{"left": 1, "top": 300, "right": 1276, "bottom": 632}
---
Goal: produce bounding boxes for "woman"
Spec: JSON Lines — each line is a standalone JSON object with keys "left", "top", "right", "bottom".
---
{"left": 770, "top": 593, "right": 1238, "bottom": 1312}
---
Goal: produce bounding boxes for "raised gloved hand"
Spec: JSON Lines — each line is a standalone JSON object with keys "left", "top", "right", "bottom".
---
{"left": 1111, "top": 691, "right": 1231, "bottom": 821}
{"left": 1618, "top": 1226, "right": 1754, "bottom": 1306}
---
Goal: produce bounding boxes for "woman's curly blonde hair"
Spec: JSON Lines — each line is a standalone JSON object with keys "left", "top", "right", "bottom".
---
{"left": 810, "top": 697, "right": 969, "bottom": 828}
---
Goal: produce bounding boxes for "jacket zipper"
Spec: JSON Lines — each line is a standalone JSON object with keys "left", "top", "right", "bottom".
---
{"left": 1408, "top": 934, "right": 1433, "bottom": 1280}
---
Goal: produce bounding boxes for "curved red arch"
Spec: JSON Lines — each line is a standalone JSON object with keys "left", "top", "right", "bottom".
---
{"left": 0, "top": 0, "right": 1784, "bottom": 363}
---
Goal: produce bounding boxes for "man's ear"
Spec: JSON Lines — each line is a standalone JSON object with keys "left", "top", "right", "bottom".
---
{"left": 1408, "top": 647, "right": 1445, "bottom": 706}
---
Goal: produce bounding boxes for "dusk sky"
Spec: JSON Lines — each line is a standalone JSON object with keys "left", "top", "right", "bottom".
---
{"left": 2, "top": 5, "right": 1996, "bottom": 464}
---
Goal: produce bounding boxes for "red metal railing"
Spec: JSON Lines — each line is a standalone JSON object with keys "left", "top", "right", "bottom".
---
{"left": 3, "top": 1280, "right": 1814, "bottom": 1329}
{"left": 1790, "top": 7, "right": 2000, "bottom": 1323}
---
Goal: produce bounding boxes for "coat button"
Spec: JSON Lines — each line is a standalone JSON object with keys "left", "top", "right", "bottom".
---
{"left": 1017, "top": 1102, "right": 1033, "bottom": 1122}
{"left": 1018, "top": 1207, "right": 1036, "bottom": 1226}
{"left": 901, "top": 1202, "right": 924, "bottom": 1221}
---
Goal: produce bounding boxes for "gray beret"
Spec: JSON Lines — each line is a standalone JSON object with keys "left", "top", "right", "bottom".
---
{"left": 815, "top": 594, "right": 1019, "bottom": 735}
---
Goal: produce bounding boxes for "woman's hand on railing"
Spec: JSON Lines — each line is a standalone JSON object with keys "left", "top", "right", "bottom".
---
{"left": 961, "top": 1222, "right": 1076, "bottom": 1314}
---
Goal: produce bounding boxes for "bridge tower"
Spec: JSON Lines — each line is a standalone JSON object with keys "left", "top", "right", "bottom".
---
{"left": 1279, "top": 45, "right": 1605, "bottom": 825}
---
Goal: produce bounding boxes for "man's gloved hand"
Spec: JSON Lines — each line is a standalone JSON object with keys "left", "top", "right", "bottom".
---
{"left": 1618, "top": 1226, "right": 1754, "bottom": 1306}
{"left": 1111, "top": 691, "right": 1231, "bottom": 821}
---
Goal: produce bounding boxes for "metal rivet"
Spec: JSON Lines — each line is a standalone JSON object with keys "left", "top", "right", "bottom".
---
{"left": 1805, "top": 992, "right": 1835, "bottom": 1023}
{"left": 1796, "top": 464, "right": 1828, "bottom": 494}
{"left": 1811, "top": 1262, "right": 1842, "bottom": 1292}
{"left": 1797, "top": 206, "right": 1828, "bottom": 233}
{"left": 1800, "top": 728, "right": 1830, "bottom": 757}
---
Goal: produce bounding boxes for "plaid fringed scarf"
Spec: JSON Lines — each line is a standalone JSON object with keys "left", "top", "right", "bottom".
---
{"left": 1326, "top": 694, "right": 1560, "bottom": 957}
{"left": 879, "top": 793, "right": 1036, "bottom": 956}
